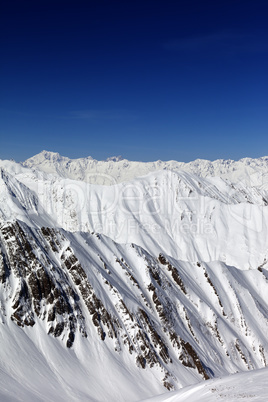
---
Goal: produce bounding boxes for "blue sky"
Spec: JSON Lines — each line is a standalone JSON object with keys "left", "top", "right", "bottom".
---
{"left": 1, "top": 0, "right": 268, "bottom": 162}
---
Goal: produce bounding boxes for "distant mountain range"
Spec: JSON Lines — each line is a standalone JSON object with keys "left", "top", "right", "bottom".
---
{"left": 1, "top": 151, "right": 268, "bottom": 401}
{"left": 22, "top": 150, "right": 268, "bottom": 186}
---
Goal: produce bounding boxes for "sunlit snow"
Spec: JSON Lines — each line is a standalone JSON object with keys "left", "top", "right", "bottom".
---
{"left": 0, "top": 152, "right": 268, "bottom": 401}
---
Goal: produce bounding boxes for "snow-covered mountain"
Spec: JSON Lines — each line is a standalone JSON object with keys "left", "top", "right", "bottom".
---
{"left": 23, "top": 150, "right": 268, "bottom": 188}
{"left": 1, "top": 152, "right": 268, "bottom": 401}
{"left": 3, "top": 160, "right": 268, "bottom": 269}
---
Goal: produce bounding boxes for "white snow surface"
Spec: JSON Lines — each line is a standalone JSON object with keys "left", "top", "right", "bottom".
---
{"left": 141, "top": 367, "right": 268, "bottom": 401}
{"left": 1, "top": 152, "right": 268, "bottom": 401}
{"left": 2, "top": 155, "right": 268, "bottom": 269}
{"left": 23, "top": 150, "right": 268, "bottom": 189}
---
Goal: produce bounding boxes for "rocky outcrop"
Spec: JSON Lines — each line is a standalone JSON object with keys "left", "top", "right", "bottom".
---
{"left": 1, "top": 221, "right": 268, "bottom": 392}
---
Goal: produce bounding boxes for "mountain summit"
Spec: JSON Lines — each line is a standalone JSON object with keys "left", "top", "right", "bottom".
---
{"left": 23, "top": 151, "right": 268, "bottom": 186}
{"left": 0, "top": 153, "right": 268, "bottom": 401}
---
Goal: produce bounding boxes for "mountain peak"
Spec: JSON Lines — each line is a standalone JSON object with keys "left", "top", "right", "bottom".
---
{"left": 1, "top": 150, "right": 268, "bottom": 401}
{"left": 31, "top": 150, "right": 68, "bottom": 162}
{"left": 21, "top": 151, "right": 268, "bottom": 186}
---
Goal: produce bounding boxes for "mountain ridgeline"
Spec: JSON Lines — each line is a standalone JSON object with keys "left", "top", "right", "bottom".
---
{"left": 0, "top": 152, "right": 268, "bottom": 401}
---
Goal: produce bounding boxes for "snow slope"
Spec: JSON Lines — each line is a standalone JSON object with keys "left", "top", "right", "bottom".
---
{"left": 1, "top": 220, "right": 268, "bottom": 401}
{"left": 1, "top": 152, "right": 268, "bottom": 401}
{"left": 23, "top": 150, "right": 268, "bottom": 190}
{"left": 2, "top": 162, "right": 268, "bottom": 269}
{"left": 141, "top": 367, "right": 268, "bottom": 402}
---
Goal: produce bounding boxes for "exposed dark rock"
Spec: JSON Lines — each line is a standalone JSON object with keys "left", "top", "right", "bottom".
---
{"left": 180, "top": 339, "right": 210, "bottom": 380}
{"left": 1, "top": 219, "right": 264, "bottom": 393}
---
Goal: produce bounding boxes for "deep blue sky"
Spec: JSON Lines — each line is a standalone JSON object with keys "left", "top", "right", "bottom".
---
{"left": 1, "top": 0, "right": 268, "bottom": 162}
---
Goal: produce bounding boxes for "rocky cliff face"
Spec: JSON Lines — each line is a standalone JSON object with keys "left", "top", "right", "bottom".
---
{"left": 1, "top": 155, "right": 268, "bottom": 401}
{"left": 1, "top": 219, "right": 268, "bottom": 396}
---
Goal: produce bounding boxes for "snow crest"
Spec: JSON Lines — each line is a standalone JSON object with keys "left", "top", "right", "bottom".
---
{"left": 0, "top": 153, "right": 268, "bottom": 401}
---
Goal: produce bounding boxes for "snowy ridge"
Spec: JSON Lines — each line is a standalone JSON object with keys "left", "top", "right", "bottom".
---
{"left": 22, "top": 150, "right": 268, "bottom": 187}
{"left": 1, "top": 153, "right": 268, "bottom": 400}
{"left": 1, "top": 220, "right": 268, "bottom": 401}
{"left": 1, "top": 165, "right": 267, "bottom": 269}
